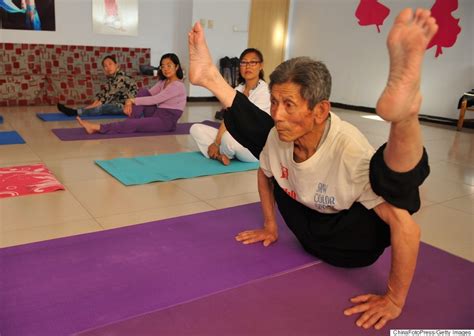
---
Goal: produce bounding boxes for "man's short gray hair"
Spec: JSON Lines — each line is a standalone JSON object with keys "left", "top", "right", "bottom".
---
{"left": 269, "top": 57, "right": 332, "bottom": 109}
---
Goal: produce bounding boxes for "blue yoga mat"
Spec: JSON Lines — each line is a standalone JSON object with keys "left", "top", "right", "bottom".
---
{"left": 0, "top": 115, "right": 3, "bottom": 124}
{"left": 96, "top": 151, "right": 259, "bottom": 185}
{"left": 37, "top": 113, "right": 127, "bottom": 122}
{"left": 0, "top": 131, "right": 25, "bottom": 145}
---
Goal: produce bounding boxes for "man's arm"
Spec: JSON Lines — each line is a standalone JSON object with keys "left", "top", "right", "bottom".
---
{"left": 235, "top": 168, "right": 278, "bottom": 246}
{"left": 344, "top": 201, "right": 420, "bottom": 330}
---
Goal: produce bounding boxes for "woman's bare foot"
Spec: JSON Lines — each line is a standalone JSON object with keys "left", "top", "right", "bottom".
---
{"left": 76, "top": 116, "right": 100, "bottom": 134}
{"left": 376, "top": 8, "right": 438, "bottom": 123}
{"left": 188, "top": 22, "right": 221, "bottom": 87}
{"left": 217, "top": 154, "right": 231, "bottom": 166}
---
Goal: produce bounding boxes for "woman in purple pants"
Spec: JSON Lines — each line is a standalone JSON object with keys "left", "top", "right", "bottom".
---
{"left": 77, "top": 53, "right": 186, "bottom": 134}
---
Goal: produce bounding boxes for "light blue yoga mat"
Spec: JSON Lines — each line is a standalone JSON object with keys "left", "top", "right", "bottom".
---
{"left": 96, "top": 151, "right": 259, "bottom": 185}
{"left": 37, "top": 113, "right": 127, "bottom": 122}
{"left": 0, "top": 131, "right": 25, "bottom": 145}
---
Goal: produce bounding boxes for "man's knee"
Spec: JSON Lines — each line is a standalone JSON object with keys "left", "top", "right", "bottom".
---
{"left": 370, "top": 143, "right": 429, "bottom": 214}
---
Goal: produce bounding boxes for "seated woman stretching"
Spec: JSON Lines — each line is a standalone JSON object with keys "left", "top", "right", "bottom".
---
{"left": 58, "top": 55, "right": 137, "bottom": 117}
{"left": 77, "top": 53, "right": 186, "bottom": 134}
{"left": 190, "top": 48, "right": 270, "bottom": 165}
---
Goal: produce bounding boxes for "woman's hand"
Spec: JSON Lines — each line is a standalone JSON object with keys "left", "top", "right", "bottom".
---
{"left": 207, "top": 142, "right": 220, "bottom": 159}
{"left": 123, "top": 99, "right": 133, "bottom": 116}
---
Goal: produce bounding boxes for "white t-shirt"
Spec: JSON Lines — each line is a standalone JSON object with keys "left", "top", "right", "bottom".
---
{"left": 235, "top": 80, "right": 271, "bottom": 114}
{"left": 259, "top": 112, "right": 384, "bottom": 213}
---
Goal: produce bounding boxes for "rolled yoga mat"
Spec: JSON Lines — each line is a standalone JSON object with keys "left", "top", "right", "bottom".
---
{"left": 0, "top": 115, "right": 3, "bottom": 123}
{"left": 0, "top": 203, "right": 317, "bottom": 336}
{"left": 51, "top": 120, "right": 220, "bottom": 141}
{"left": 79, "top": 243, "right": 474, "bottom": 336}
{"left": 96, "top": 151, "right": 259, "bottom": 185}
{"left": 37, "top": 112, "right": 127, "bottom": 122}
{"left": 0, "top": 131, "right": 25, "bottom": 145}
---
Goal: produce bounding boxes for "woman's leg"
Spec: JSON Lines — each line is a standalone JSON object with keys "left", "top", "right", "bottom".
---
{"left": 130, "top": 88, "right": 152, "bottom": 118}
{"left": 100, "top": 108, "right": 182, "bottom": 134}
{"left": 190, "top": 124, "right": 219, "bottom": 158}
{"left": 219, "top": 131, "right": 258, "bottom": 162}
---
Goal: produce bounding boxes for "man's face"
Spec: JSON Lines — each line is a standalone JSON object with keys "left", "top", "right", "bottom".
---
{"left": 270, "top": 82, "right": 316, "bottom": 142}
{"left": 102, "top": 59, "right": 118, "bottom": 76}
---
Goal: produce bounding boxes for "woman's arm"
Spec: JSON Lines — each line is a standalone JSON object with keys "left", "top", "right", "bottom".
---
{"left": 134, "top": 81, "right": 180, "bottom": 106}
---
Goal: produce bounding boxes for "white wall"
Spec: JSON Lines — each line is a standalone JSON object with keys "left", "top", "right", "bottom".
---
{"left": 287, "top": 0, "right": 474, "bottom": 119}
{"left": 0, "top": 0, "right": 250, "bottom": 97}
{"left": 0, "top": 0, "right": 193, "bottom": 66}
{"left": 189, "top": 0, "right": 250, "bottom": 96}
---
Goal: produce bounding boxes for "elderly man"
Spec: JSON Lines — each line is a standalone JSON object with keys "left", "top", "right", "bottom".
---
{"left": 188, "top": 8, "right": 437, "bottom": 330}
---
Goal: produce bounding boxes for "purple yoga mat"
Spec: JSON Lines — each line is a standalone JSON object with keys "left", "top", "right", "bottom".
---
{"left": 51, "top": 120, "right": 220, "bottom": 141}
{"left": 0, "top": 203, "right": 317, "bottom": 336}
{"left": 78, "top": 244, "right": 473, "bottom": 336}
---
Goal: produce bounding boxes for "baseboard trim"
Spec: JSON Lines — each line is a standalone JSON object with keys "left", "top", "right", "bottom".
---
{"left": 331, "top": 101, "right": 473, "bottom": 129}
{"left": 187, "top": 96, "right": 219, "bottom": 102}
{"left": 184, "top": 98, "right": 473, "bottom": 129}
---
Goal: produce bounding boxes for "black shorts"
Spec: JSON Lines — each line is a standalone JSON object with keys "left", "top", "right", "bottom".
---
{"left": 225, "top": 92, "right": 430, "bottom": 268}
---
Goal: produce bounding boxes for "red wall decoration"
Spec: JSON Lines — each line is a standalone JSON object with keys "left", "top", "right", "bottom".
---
{"left": 426, "top": 0, "right": 462, "bottom": 57}
{"left": 355, "top": 0, "right": 391, "bottom": 33}
{"left": 355, "top": 0, "right": 462, "bottom": 57}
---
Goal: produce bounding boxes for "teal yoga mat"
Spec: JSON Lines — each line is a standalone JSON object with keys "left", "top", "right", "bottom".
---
{"left": 96, "top": 151, "right": 259, "bottom": 185}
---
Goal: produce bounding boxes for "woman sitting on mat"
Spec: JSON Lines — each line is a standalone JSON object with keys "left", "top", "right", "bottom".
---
{"left": 58, "top": 55, "right": 138, "bottom": 117}
{"left": 77, "top": 53, "right": 186, "bottom": 134}
{"left": 190, "top": 48, "right": 270, "bottom": 165}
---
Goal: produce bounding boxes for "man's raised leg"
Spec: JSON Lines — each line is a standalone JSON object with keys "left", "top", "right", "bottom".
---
{"left": 376, "top": 8, "right": 438, "bottom": 172}
{"left": 188, "top": 22, "right": 236, "bottom": 108}
{"left": 345, "top": 9, "right": 438, "bottom": 330}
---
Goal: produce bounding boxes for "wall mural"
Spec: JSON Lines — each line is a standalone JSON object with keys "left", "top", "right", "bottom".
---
{"left": 92, "top": 0, "right": 138, "bottom": 36}
{"left": 354, "top": 0, "right": 462, "bottom": 57}
{"left": 0, "top": 0, "right": 55, "bottom": 31}
{"left": 355, "top": 0, "right": 390, "bottom": 33}
{"left": 426, "top": 0, "right": 462, "bottom": 57}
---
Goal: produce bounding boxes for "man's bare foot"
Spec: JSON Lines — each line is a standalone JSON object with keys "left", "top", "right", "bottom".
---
{"left": 217, "top": 154, "right": 230, "bottom": 166}
{"left": 188, "top": 22, "right": 221, "bottom": 87}
{"left": 376, "top": 8, "right": 438, "bottom": 123}
{"left": 76, "top": 116, "right": 100, "bottom": 134}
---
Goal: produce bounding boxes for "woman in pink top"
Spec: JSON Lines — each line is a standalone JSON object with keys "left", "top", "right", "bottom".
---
{"left": 77, "top": 53, "right": 186, "bottom": 134}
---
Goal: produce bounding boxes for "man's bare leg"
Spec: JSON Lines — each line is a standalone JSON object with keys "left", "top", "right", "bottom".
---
{"left": 188, "top": 22, "right": 236, "bottom": 108}
{"left": 376, "top": 8, "right": 438, "bottom": 172}
{"left": 76, "top": 116, "right": 100, "bottom": 134}
{"left": 344, "top": 8, "right": 437, "bottom": 330}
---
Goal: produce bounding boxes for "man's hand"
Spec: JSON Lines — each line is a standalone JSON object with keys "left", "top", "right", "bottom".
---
{"left": 207, "top": 143, "right": 220, "bottom": 159}
{"left": 235, "top": 226, "right": 278, "bottom": 247}
{"left": 344, "top": 293, "right": 402, "bottom": 330}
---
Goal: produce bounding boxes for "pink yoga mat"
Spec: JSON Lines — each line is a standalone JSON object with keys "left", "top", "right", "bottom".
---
{"left": 0, "top": 163, "right": 64, "bottom": 198}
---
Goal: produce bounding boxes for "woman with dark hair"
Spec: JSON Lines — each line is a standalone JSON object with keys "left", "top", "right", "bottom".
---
{"left": 77, "top": 53, "right": 186, "bottom": 134}
{"left": 58, "top": 55, "right": 138, "bottom": 117}
{"left": 190, "top": 48, "right": 270, "bottom": 165}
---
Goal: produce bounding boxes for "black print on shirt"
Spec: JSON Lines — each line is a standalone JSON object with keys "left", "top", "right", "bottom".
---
{"left": 314, "top": 182, "right": 336, "bottom": 211}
